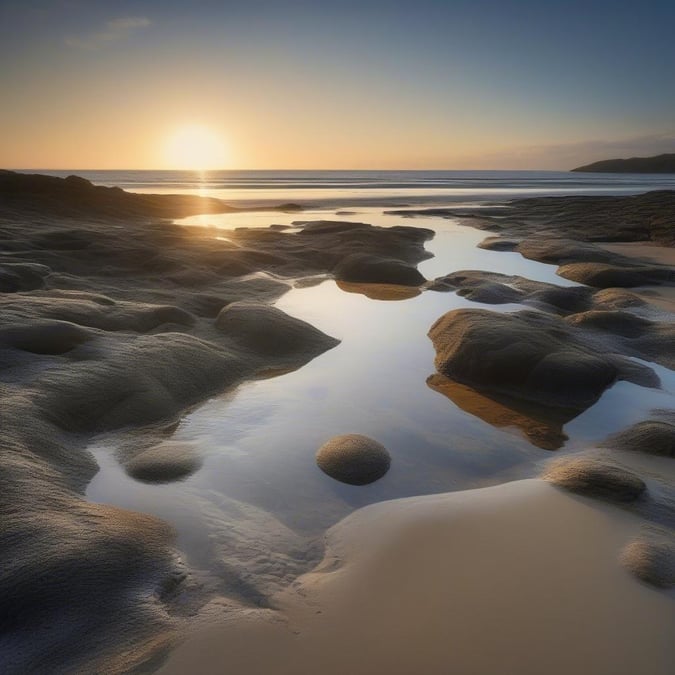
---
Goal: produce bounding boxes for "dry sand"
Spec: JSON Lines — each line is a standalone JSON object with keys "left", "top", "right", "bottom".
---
{"left": 159, "top": 479, "right": 675, "bottom": 675}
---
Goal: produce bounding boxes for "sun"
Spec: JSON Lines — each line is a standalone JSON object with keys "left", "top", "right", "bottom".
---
{"left": 164, "top": 124, "right": 229, "bottom": 170}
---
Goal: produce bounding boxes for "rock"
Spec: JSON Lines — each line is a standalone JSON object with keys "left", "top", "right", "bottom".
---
{"left": 557, "top": 262, "right": 672, "bottom": 288}
{"left": 0, "top": 294, "right": 195, "bottom": 333}
{"left": 125, "top": 442, "right": 203, "bottom": 483}
{"left": 316, "top": 434, "right": 391, "bottom": 485}
{"left": 455, "top": 282, "right": 524, "bottom": 304}
{"left": 0, "top": 262, "right": 50, "bottom": 292}
{"left": 428, "top": 309, "right": 621, "bottom": 413}
{"left": 620, "top": 537, "right": 675, "bottom": 589}
{"left": 428, "top": 270, "right": 593, "bottom": 314}
{"left": 592, "top": 288, "right": 646, "bottom": 309}
{"left": 566, "top": 310, "right": 675, "bottom": 369}
{"left": 477, "top": 236, "right": 519, "bottom": 251}
{"left": 298, "top": 220, "right": 371, "bottom": 235}
{"left": 0, "top": 169, "right": 231, "bottom": 219}
{"left": 543, "top": 457, "right": 646, "bottom": 503}
{"left": 488, "top": 191, "right": 675, "bottom": 246}
{"left": 517, "top": 237, "right": 620, "bottom": 265}
{"left": 333, "top": 253, "right": 426, "bottom": 286}
{"left": 215, "top": 302, "right": 339, "bottom": 361}
{"left": 527, "top": 287, "right": 593, "bottom": 314}
{"left": 601, "top": 420, "right": 675, "bottom": 457}
{"left": 35, "top": 332, "right": 251, "bottom": 432}
{"left": 0, "top": 320, "right": 92, "bottom": 355}
{"left": 566, "top": 310, "right": 652, "bottom": 338}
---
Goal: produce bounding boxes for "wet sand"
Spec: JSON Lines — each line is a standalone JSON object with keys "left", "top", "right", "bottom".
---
{"left": 159, "top": 479, "right": 675, "bottom": 675}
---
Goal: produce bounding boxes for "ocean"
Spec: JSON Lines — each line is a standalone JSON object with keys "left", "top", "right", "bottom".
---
{"left": 19, "top": 169, "right": 675, "bottom": 207}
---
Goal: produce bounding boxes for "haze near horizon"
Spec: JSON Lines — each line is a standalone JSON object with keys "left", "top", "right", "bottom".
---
{"left": 2, "top": 0, "right": 674, "bottom": 170}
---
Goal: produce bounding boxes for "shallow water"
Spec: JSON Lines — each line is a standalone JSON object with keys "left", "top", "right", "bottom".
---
{"left": 26, "top": 169, "right": 675, "bottom": 208}
{"left": 86, "top": 207, "right": 675, "bottom": 572}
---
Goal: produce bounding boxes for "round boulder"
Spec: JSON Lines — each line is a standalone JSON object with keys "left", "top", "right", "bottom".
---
{"left": 620, "top": 538, "right": 675, "bottom": 589}
{"left": 316, "top": 434, "right": 391, "bottom": 485}
{"left": 543, "top": 457, "right": 646, "bottom": 503}
{"left": 601, "top": 420, "right": 675, "bottom": 457}
{"left": 125, "top": 442, "right": 203, "bottom": 484}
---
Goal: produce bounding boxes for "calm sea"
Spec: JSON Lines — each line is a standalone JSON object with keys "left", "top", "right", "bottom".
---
{"left": 20, "top": 169, "right": 675, "bottom": 207}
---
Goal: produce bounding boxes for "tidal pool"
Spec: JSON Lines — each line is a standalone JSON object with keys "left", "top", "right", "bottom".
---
{"left": 86, "top": 209, "right": 673, "bottom": 580}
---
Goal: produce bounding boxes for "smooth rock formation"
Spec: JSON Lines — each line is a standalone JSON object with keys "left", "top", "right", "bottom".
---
{"left": 125, "top": 442, "right": 203, "bottom": 483}
{"left": 316, "top": 434, "right": 391, "bottom": 485}
{"left": 557, "top": 262, "right": 672, "bottom": 288}
{"left": 389, "top": 191, "right": 675, "bottom": 245}
{"left": 600, "top": 420, "right": 675, "bottom": 457}
{"left": 215, "top": 302, "right": 340, "bottom": 361}
{"left": 333, "top": 252, "right": 426, "bottom": 286}
{"left": 517, "top": 237, "right": 620, "bottom": 265}
{"left": 477, "top": 236, "right": 520, "bottom": 251}
{"left": 620, "top": 537, "right": 675, "bottom": 588}
{"left": 543, "top": 457, "right": 647, "bottom": 503}
{"left": 0, "top": 320, "right": 92, "bottom": 355}
{"left": 565, "top": 310, "right": 675, "bottom": 368}
{"left": 428, "top": 308, "right": 633, "bottom": 414}
{"left": 0, "top": 169, "right": 233, "bottom": 220}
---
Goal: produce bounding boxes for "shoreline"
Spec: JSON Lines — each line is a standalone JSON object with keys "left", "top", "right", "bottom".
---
{"left": 0, "top": 171, "right": 673, "bottom": 673}
{"left": 158, "top": 479, "right": 675, "bottom": 675}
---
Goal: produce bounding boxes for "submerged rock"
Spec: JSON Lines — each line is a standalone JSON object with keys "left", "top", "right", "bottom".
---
{"left": 0, "top": 320, "right": 92, "bottom": 355}
{"left": 316, "top": 434, "right": 391, "bottom": 485}
{"left": 477, "top": 236, "right": 519, "bottom": 251}
{"left": 543, "top": 457, "right": 646, "bottom": 503}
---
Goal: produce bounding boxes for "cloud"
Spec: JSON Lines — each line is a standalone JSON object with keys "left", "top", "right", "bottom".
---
{"left": 65, "top": 17, "right": 151, "bottom": 49}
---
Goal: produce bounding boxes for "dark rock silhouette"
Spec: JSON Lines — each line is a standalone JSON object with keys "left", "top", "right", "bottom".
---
{"left": 572, "top": 153, "right": 675, "bottom": 173}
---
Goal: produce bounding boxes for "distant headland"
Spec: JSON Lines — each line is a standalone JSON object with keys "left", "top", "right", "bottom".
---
{"left": 572, "top": 153, "right": 675, "bottom": 173}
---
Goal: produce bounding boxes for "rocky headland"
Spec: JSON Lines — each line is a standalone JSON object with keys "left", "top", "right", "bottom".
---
{"left": 571, "top": 153, "right": 675, "bottom": 173}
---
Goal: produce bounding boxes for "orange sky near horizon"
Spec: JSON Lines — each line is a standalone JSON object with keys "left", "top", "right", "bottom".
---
{"left": 2, "top": 2, "right": 674, "bottom": 171}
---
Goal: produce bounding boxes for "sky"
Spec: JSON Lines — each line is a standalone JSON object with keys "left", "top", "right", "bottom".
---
{"left": 1, "top": 0, "right": 674, "bottom": 170}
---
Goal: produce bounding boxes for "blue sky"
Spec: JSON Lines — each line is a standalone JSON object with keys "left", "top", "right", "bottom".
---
{"left": 1, "top": 0, "right": 674, "bottom": 168}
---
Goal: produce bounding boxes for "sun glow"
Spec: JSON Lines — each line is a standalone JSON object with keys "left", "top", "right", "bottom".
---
{"left": 164, "top": 124, "right": 229, "bottom": 170}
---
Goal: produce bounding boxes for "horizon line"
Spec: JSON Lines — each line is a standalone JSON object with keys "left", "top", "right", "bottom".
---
{"left": 5, "top": 166, "right": 576, "bottom": 173}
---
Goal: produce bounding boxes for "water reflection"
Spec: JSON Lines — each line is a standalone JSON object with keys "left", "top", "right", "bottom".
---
{"left": 86, "top": 210, "right": 673, "bottom": 570}
{"left": 426, "top": 374, "right": 568, "bottom": 451}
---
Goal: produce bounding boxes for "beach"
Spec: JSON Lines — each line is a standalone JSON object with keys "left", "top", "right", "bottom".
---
{"left": 0, "top": 170, "right": 673, "bottom": 674}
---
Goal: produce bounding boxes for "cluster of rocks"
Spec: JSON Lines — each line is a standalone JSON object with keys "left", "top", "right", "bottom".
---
{"left": 389, "top": 190, "right": 675, "bottom": 245}
{"left": 543, "top": 418, "right": 675, "bottom": 589}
